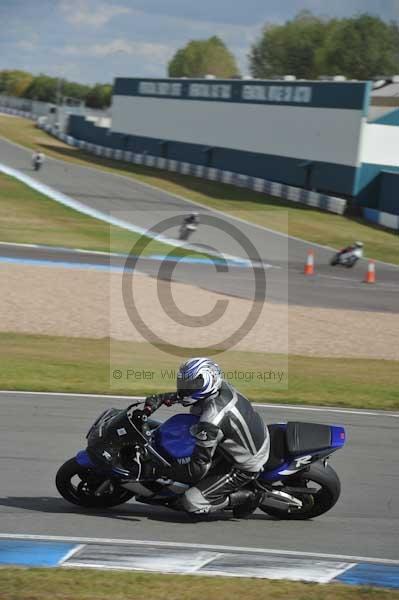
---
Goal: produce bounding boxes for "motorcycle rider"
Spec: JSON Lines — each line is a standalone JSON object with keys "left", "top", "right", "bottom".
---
{"left": 183, "top": 212, "right": 199, "bottom": 227}
{"left": 340, "top": 241, "right": 363, "bottom": 257}
{"left": 32, "top": 150, "right": 45, "bottom": 171}
{"left": 136, "top": 358, "right": 270, "bottom": 517}
{"left": 179, "top": 212, "right": 199, "bottom": 241}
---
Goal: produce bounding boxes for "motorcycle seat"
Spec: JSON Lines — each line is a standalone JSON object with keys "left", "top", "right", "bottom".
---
{"left": 263, "top": 425, "right": 287, "bottom": 470}
{"left": 286, "top": 422, "right": 331, "bottom": 454}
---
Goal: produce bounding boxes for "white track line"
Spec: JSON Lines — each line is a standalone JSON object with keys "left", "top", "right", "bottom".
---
{"left": 0, "top": 533, "right": 397, "bottom": 566}
{"left": 0, "top": 162, "right": 251, "bottom": 268}
{"left": 1, "top": 131, "right": 398, "bottom": 270}
{"left": 62, "top": 562, "right": 149, "bottom": 572}
{"left": 0, "top": 241, "right": 113, "bottom": 256}
{"left": 192, "top": 552, "right": 224, "bottom": 573}
{"left": 0, "top": 390, "right": 397, "bottom": 417}
{"left": 58, "top": 544, "right": 85, "bottom": 565}
{"left": 0, "top": 241, "right": 261, "bottom": 267}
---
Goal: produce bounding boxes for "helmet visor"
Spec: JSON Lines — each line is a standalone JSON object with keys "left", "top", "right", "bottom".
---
{"left": 177, "top": 374, "right": 204, "bottom": 398}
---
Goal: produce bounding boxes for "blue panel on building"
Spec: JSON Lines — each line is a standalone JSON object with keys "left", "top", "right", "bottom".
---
{"left": 379, "top": 170, "right": 399, "bottom": 215}
{"left": 372, "top": 108, "right": 399, "bottom": 126}
{"left": 113, "top": 78, "right": 371, "bottom": 111}
{"left": 356, "top": 163, "right": 399, "bottom": 211}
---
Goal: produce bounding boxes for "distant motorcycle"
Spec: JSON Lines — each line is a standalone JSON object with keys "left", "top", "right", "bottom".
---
{"left": 179, "top": 222, "right": 197, "bottom": 241}
{"left": 32, "top": 153, "right": 44, "bottom": 172}
{"left": 331, "top": 244, "right": 363, "bottom": 268}
{"left": 56, "top": 400, "right": 346, "bottom": 520}
{"left": 179, "top": 213, "right": 199, "bottom": 241}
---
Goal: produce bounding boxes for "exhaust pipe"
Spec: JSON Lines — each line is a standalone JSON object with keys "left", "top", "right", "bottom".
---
{"left": 261, "top": 489, "right": 303, "bottom": 511}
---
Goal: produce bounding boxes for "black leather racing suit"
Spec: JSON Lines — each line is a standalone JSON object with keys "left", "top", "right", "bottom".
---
{"left": 183, "top": 215, "right": 199, "bottom": 225}
{"left": 147, "top": 381, "right": 270, "bottom": 513}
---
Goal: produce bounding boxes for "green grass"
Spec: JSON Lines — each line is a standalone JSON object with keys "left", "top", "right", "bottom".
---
{"left": 0, "top": 172, "right": 209, "bottom": 258}
{"left": 0, "top": 567, "right": 396, "bottom": 600}
{"left": 0, "top": 115, "right": 398, "bottom": 264}
{"left": 1, "top": 332, "right": 398, "bottom": 410}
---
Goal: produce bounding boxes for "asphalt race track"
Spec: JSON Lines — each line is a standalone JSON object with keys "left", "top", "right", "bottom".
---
{"left": 1, "top": 136, "right": 398, "bottom": 312}
{"left": 0, "top": 391, "right": 398, "bottom": 561}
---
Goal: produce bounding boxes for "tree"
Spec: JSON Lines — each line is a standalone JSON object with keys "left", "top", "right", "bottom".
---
{"left": 62, "top": 81, "right": 91, "bottom": 102}
{"left": 24, "top": 75, "right": 59, "bottom": 102}
{"left": 168, "top": 36, "right": 240, "bottom": 78}
{"left": 249, "top": 12, "right": 399, "bottom": 80}
{"left": 249, "top": 12, "right": 331, "bottom": 79}
{"left": 0, "top": 69, "right": 114, "bottom": 108}
{"left": 315, "top": 15, "right": 399, "bottom": 79}
{"left": 85, "top": 84, "right": 112, "bottom": 109}
{"left": 0, "top": 70, "right": 33, "bottom": 96}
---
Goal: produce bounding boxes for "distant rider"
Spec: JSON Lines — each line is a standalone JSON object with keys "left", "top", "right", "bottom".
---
{"left": 340, "top": 241, "right": 363, "bottom": 257}
{"left": 136, "top": 358, "right": 270, "bottom": 517}
{"left": 32, "top": 151, "right": 45, "bottom": 171}
{"left": 183, "top": 212, "right": 199, "bottom": 226}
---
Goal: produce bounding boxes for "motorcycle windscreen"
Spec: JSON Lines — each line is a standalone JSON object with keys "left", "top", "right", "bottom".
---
{"left": 86, "top": 408, "right": 136, "bottom": 467}
{"left": 155, "top": 414, "right": 199, "bottom": 460}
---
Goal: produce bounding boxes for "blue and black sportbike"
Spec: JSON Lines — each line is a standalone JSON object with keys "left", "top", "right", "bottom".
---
{"left": 56, "top": 401, "right": 346, "bottom": 519}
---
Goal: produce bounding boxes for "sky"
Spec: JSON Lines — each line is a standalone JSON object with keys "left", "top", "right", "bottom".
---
{"left": 0, "top": 0, "right": 398, "bottom": 85}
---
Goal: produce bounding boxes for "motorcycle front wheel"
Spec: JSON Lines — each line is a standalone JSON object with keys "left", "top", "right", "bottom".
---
{"left": 56, "top": 458, "right": 135, "bottom": 508}
{"left": 259, "top": 462, "right": 341, "bottom": 520}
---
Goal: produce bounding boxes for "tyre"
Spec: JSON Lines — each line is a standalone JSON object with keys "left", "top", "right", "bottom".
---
{"left": 330, "top": 258, "right": 338, "bottom": 266}
{"left": 55, "top": 458, "right": 135, "bottom": 508}
{"left": 259, "top": 462, "right": 341, "bottom": 520}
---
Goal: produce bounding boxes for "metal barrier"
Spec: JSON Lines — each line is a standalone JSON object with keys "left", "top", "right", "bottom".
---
{"left": 363, "top": 207, "right": 399, "bottom": 231}
{"left": 0, "top": 106, "right": 35, "bottom": 120}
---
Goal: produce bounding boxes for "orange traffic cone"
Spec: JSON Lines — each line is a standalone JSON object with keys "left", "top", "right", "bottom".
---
{"left": 364, "top": 260, "right": 376, "bottom": 284}
{"left": 304, "top": 250, "right": 315, "bottom": 276}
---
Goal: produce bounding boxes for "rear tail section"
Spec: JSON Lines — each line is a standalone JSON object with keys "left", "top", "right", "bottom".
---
{"left": 261, "top": 422, "right": 346, "bottom": 481}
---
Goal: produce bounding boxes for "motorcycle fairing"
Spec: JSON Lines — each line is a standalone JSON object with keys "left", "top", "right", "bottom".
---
{"left": 84, "top": 406, "right": 145, "bottom": 474}
{"left": 330, "top": 425, "right": 346, "bottom": 448}
{"left": 260, "top": 447, "right": 340, "bottom": 481}
{"left": 76, "top": 448, "right": 131, "bottom": 477}
{"left": 260, "top": 423, "right": 346, "bottom": 481}
{"left": 76, "top": 449, "right": 95, "bottom": 468}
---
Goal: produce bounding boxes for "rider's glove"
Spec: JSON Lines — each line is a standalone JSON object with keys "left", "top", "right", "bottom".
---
{"left": 144, "top": 392, "right": 179, "bottom": 415}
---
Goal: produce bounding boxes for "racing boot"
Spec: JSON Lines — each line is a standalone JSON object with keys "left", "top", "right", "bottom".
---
{"left": 229, "top": 489, "right": 264, "bottom": 518}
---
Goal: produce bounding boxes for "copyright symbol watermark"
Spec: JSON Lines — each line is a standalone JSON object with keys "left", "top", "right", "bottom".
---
{"left": 112, "top": 369, "right": 123, "bottom": 379}
{"left": 119, "top": 213, "right": 267, "bottom": 356}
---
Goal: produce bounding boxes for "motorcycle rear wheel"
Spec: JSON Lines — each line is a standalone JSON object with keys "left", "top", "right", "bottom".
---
{"left": 56, "top": 458, "right": 135, "bottom": 508}
{"left": 259, "top": 462, "right": 341, "bottom": 520}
